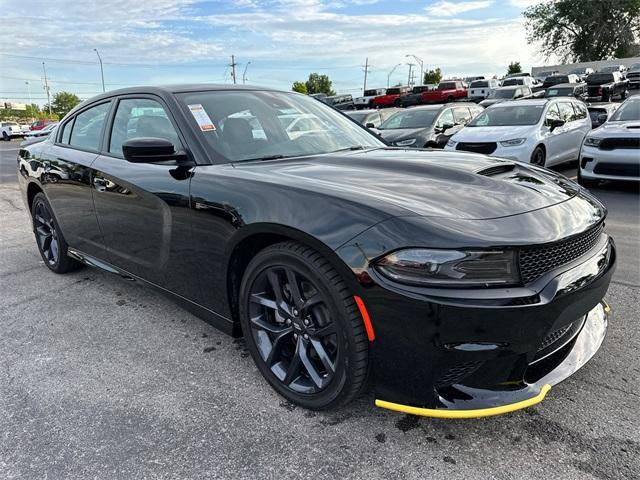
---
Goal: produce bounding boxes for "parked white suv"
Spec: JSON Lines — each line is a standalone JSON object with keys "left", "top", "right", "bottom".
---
{"left": 468, "top": 79, "right": 500, "bottom": 101}
{"left": 579, "top": 96, "right": 639, "bottom": 186}
{"left": 445, "top": 98, "right": 591, "bottom": 167}
{"left": 354, "top": 88, "right": 386, "bottom": 109}
{"left": 1, "top": 121, "right": 23, "bottom": 141}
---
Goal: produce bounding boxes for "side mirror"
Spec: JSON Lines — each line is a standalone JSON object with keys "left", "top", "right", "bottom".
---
{"left": 122, "top": 137, "right": 188, "bottom": 163}
{"left": 597, "top": 113, "right": 608, "bottom": 124}
{"left": 365, "top": 122, "right": 375, "bottom": 128}
{"left": 441, "top": 122, "right": 455, "bottom": 132}
{"left": 549, "top": 119, "right": 565, "bottom": 131}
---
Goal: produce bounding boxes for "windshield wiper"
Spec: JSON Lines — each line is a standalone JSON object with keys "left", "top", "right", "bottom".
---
{"left": 330, "top": 145, "right": 370, "bottom": 153}
{"left": 233, "top": 154, "right": 288, "bottom": 163}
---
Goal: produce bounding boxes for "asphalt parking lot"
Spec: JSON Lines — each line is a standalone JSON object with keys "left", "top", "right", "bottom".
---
{"left": 0, "top": 139, "right": 638, "bottom": 479}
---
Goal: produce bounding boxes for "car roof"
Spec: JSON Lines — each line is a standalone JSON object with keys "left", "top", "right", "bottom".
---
{"left": 493, "top": 98, "right": 549, "bottom": 107}
{"left": 548, "top": 83, "right": 583, "bottom": 87}
{"left": 406, "top": 103, "right": 478, "bottom": 111}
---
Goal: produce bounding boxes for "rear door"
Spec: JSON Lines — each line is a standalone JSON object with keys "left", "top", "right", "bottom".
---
{"left": 90, "top": 95, "right": 198, "bottom": 300}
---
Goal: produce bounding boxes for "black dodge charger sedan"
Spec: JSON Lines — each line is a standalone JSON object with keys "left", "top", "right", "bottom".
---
{"left": 17, "top": 85, "right": 615, "bottom": 418}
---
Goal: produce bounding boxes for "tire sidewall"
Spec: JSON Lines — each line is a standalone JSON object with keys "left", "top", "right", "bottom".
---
{"left": 531, "top": 146, "right": 546, "bottom": 167}
{"left": 239, "top": 247, "right": 355, "bottom": 410}
{"left": 32, "top": 193, "right": 62, "bottom": 270}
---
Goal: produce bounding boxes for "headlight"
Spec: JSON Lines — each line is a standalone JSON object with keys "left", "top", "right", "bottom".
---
{"left": 584, "top": 137, "right": 602, "bottom": 147}
{"left": 446, "top": 139, "right": 457, "bottom": 148}
{"left": 395, "top": 138, "right": 417, "bottom": 146}
{"left": 499, "top": 138, "right": 526, "bottom": 147}
{"left": 375, "top": 248, "right": 519, "bottom": 287}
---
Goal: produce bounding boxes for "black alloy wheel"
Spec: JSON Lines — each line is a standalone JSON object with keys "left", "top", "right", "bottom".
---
{"left": 2, "top": 131, "right": 8, "bottom": 141}
{"left": 31, "top": 193, "right": 81, "bottom": 273}
{"left": 531, "top": 146, "right": 546, "bottom": 167}
{"left": 239, "top": 242, "right": 369, "bottom": 410}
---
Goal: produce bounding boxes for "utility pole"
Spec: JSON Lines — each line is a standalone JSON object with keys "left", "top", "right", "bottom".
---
{"left": 42, "top": 62, "right": 51, "bottom": 116}
{"left": 93, "top": 48, "right": 105, "bottom": 92}
{"left": 230, "top": 55, "right": 238, "bottom": 84}
{"left": 387, "top": 63, "right": 401, "bottom": 88}
{"left": 407, "top": 63, "right": 414, "bottom": 87}
{"left": 362, "top": 57, "right": 371, "bottom": 92}
{"left": 25, "top": 81, "right": 32, "bottom": 105}
{"left": 242, "top": 61, "right": 251, "bottom": 84}
{"left": 405, "top": 54, "right": 424, "bottom": 85}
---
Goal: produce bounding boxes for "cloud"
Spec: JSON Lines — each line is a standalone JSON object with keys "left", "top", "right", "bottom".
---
{"left": 425, "top": 0, "right": 493, "bottom": 17}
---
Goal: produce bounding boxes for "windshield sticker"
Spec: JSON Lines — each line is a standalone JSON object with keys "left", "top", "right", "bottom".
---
{"left": 188, "top": 104, "right": 216, "bottom": 131}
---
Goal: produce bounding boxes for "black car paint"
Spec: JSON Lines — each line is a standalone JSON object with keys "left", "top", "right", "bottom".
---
{"left": 586, "top": 73, "right": 629, "bottom": 101}
{"left": 17, "top": 85, "right": 615, "bottom": 412}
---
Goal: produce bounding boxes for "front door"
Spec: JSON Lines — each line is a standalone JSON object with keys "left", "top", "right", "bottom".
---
{"left": 90, "top": 96, "right": 197, "bottom": 300}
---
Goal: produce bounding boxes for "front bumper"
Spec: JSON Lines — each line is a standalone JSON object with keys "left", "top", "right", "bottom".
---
{"left": 342, "top": 228, "right": 615, "bottom": 417}
{"left": 580, "top": 145, "right": 640, "bottom": 182}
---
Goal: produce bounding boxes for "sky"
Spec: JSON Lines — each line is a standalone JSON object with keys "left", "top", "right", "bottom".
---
{"left": 0, "top": 0, "right": 549, "bottom": 105}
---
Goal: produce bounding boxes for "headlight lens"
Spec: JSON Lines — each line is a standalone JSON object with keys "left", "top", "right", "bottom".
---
{"left": 395, "top": 138, "right": 417, "bottom": 146}
{"left": 375, "top": 248, "right": 519, "bottom": 287}
{"left": 446, "top": 139, "right": 457, "bottom": 148}
{"left": 499, "top": 138, "right": 526, "bottom": 147}
{"left": 584, "top": 137, "right": 602, "bottom": 147}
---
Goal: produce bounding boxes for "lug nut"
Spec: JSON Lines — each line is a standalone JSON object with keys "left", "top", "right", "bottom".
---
{"left": 303, "top": 334, "right": 309, "bottom": 340}
{"left": 293, "top": 308, "right": 299, "bottom": 316}
{"left": 303, "top": 317, "right": 310, "bottom": 326}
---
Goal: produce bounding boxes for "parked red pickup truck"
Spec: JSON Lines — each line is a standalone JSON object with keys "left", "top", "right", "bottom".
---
{"left": 371, "top": 86, "right": 411, "bottom": 107}
{"left": 422, "top": 81, "right": 468, "bottom": 103}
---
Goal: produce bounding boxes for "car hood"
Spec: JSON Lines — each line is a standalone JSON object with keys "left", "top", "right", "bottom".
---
{"left": 230, "top": 148, "right": 579, "bottom": 220}
{"left": 378, "top": 128, "right": 430, "bottom": 143}
{"left": 451, "top": 125, "right": 534, "bottom": 142}
{"left": 591, "top": 121, "right": 640, "bottom": 136}
{"left": 479, "top": 99, "right": 507, "bottom": 107}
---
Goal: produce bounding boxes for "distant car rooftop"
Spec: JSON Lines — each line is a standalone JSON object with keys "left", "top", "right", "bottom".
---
{"left": 491, "top": 98, "right": 549, "bottom": 107}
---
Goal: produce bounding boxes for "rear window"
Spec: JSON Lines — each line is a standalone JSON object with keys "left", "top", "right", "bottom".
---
{"left": 470, "top": 80, "right": 489, "bottom": 88}
{"left": 364, "top": 89, "right": 382, "bottom": 96}
{"left": 438, "top": 82, "right": 456, "bottom": 90}
{"left": 502, "top": 78, "right": 523, "bottom": 86}
{"left": 587, "top": 73, "right": 614, "bottom": 84}
{"left": 386, "top": 88, "right": 401, "bottom": 95}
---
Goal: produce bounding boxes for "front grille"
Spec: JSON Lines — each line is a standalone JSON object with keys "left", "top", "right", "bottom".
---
{"left": 456, "top": 142, "right": 497, "bottom": 155}
{"left": 594, "top": 163, "right": 640, "bottom": 177}
{"left": 599, "top": 137, "right": 640, "bottom": 150}
{"left": 538, "top": 324, "right": 572, "bottom": 351}
{"left": 519, "top": 224, "right": 603, "bottom": 284}
{"left": 435, "top": 361, "right": 483, "bottom": 388}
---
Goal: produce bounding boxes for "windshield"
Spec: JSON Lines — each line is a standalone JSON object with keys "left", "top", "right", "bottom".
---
{"left": 546, "top": 87, "right": 572, "bottom": 97}
{"left": 502, "top": 78, "right": 523, "bottom": 86}
{"left": 378, "top": 109, "right": 440, "bottom": 130}
{"left": 488, "top": 89, "right": 516, "bottom": 99}
{"left": 468, "top": 105, "right": 544, "bottom": 126}
{"left": 608, "top": 101, "right": 640, "bottom": 122}
{"left": 176, "top": 90, "right": 383, "bottom": 162}
{"left": 344, "top": 111, "right": 371, "bottom": 123}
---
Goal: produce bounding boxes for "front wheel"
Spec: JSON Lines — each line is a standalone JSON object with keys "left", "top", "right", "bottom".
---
{"left": 2, "top": 131, "right": 8, "bottom": 141}
{"left": 394, "top": 99, "right": 402, "bottom": 107}
{"left": 620, "top": 89, "right": 628, "bottom": 100}
{"left": 239, "top": 241, "right": 369, "bottom": 410}
{"left": 530, "top": 146, "right": 546, "bottom": 167}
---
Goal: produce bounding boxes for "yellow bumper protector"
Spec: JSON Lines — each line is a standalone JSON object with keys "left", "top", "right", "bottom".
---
{"left": 375, "top": 384, "right": 551, "bottom": 419}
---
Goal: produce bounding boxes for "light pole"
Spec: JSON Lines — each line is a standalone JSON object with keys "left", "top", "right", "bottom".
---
{"left": 405, "top": 54, "right": 424, "bottom": 85}
{"left": 387, "top": 63, "right": 401, "bottom": 88}
{"left": 407, "top": 63, "right": 415, "bottom": 87}
{"left": 25, "top": 81, "right": 32, "bottom": 105}
{"left": 242, "top": 61, "right": 251, "bottom": 84}
{"left": 93, "top": 48, "right": 105, "bottom": 92}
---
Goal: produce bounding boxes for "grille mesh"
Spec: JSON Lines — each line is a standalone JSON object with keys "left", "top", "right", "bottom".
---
{"left": 435, "top": 361, "right": 483, "bottom": 387}
{"left": 456, "top": 142, "right": 497, "bottom": 155}
{"left": 538, "top": 324, "right": 572, "bottom": 351}
{"left": 599, "top": 137, "right": 640, "bottom": 150}
{"left": 519, "top": 224, "right": 603, "bottom": 284}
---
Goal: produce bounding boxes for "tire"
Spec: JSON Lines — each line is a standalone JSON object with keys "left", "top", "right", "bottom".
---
{"left": 530, "top": 145, "right": 546, "bottom": 167}
{"left": 447, "top": 96, "right": 453, "bottom": 103}
{"left": 620, "top": 89, "right": 627, "bottom": 100}
{"left": 239, "top": 241, "right": 369, "bottom": 410}
{"left": 2, "top": 131, "right": 8, "bottom": 141}
{"left": 31, "top": 193, "right": 82, "bottom": 274}
{"left": 394, "top": 98, "right": 402, "bottom": 107}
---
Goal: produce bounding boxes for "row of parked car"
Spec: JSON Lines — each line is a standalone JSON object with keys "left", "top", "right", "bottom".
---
{"left": 0, "top": 119, "right": 57, "bottom": 141}
{"left": 343, "top": 94, "right": 638, "bottom": 186}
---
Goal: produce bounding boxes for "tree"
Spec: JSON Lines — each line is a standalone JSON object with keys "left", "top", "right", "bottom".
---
{"left": 507, "top": 61, "right": 522, "bottom": 75}
{"left": 304, "top": 73, "right": 335, "bottom": 96}
{"left": 523, "top": 0, "right": 640, "bottom": 62}
{"left": 291, "top": 81, "right": 308, "bottom": 94}
{"left": 423, "top": 68, "right": 442, "bottom": 85}
{"left": 47, "top": 91, "right": 81, "bottom": 118}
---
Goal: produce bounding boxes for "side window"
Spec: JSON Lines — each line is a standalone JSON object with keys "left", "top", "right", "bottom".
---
{"left": 437, "top": 109, "right": 455, "bottom": 128}
{"left": 453, "top": 107, "right": 472, "bottom": 124}
{"left": 59, "top": 118, "right": 73, "bottom": 144}
{"left": 573, "top": 102, "right": 587, "bottom": 120}
{"left": 69, "top": 102, "right": 111, "bottom": 151}
{"left": 558, "top": 102, "right": 575, "bottom": 122}
{"left": 109, "top": 98, "right": 182, "bottom": 156}
{"left": 544, "top": 104, "right": 561, "bottom": 126}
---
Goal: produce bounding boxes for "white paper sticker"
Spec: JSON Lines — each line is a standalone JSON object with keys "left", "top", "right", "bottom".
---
{"left": 188, "top": 104, "right": 216, "bottom": 131}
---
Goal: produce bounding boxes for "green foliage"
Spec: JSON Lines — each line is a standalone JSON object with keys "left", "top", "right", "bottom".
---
{"left": 423, "top": 68, "right": 442, "bottom": 85}
{"left": 523, "top": 0, "right": 640, "bottom": 62}
{"left": 291, "top": 81, "right": 308, "bottom": 94}
{"left": 300, "top": 73, "right": 335, "bottom": 96}
{"left": 507, "top": 61, "right": 522, "bottom": 75}
{"left": 47, "top": 91, "right": 81, "bottom": 119}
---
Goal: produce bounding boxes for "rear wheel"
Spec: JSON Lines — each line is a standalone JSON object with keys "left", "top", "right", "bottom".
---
{"left": 2, "top": 131, "right": 8, "bottom": 141}
{"left": 394, "top": 98, "right": 402, "bottom": 107}
{"left": 620, "top": 89, "right": 628, "bottom": 100}
{"left": 31, "top": 193, "right": 82, "bottom": 274}
{"left": 239, "top": 241, "right": 369, "bottom": 410}
{"left": 530, "top": 145, "right": 546, "bottom": 167}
